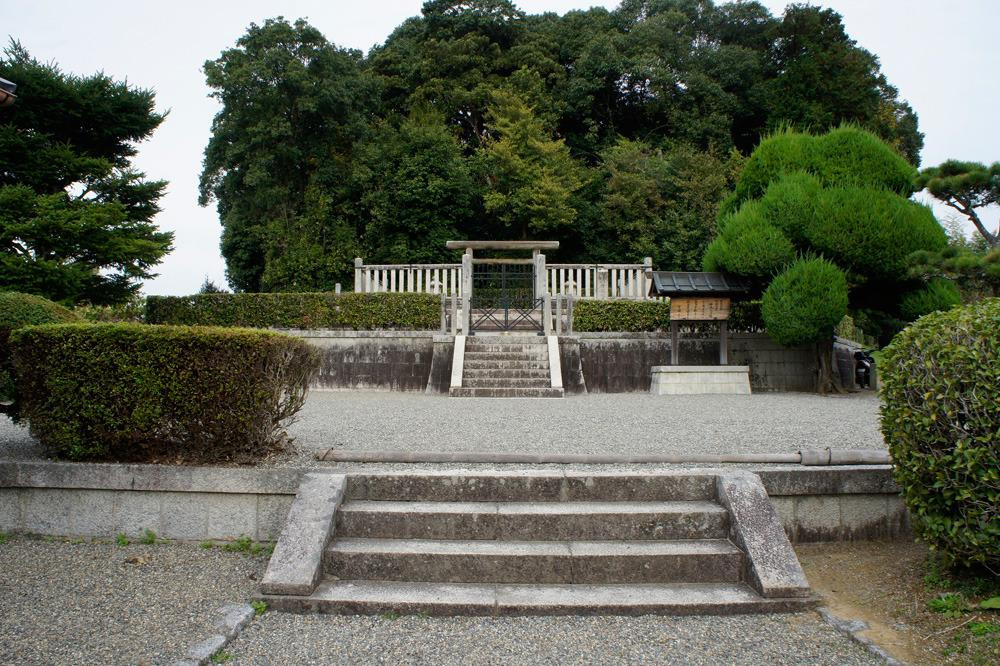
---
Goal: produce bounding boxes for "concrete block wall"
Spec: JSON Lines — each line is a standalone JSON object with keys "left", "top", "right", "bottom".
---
{"left": 573, "top": 333, "right": 816, "bottom": 393}
{"left": 0, "top": 461, "right": 910, "bottom": 544}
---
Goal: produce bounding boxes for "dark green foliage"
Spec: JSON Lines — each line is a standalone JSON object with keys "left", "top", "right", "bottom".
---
{"left": 10, "top": 324, "right": 319, "bottom": 462}
{"left": 917, "top": 160, "right": 1000, "bottom": 247}
{"left": 806, "top": 188, "right": 947, "bottom": 280}
{"left": 201, "top": 5, "right": 921, "bottom": 289}
{"left": 0, "top": 292, "right": 78, "bottom": 407}
{"left": 909, "top": 245, "right": 1000, "bottom": 300}
{"left": 702, "top": 203, "right": 795, "bottom": 280}
{"left": 813, "top": 126, "right": 916, "bottom": 195}
{"left": 899, "top": 278, "right": 962, "bottom": 321}
{"left": 761, "top": 257, "right": 848, "bottom": 347}
{"left": 880, "top": 299, "right": 1000, "bottom": 571}
{"left": 734, "top": 130, "right": 815, "bottom": 204}
{"left": 572, "top": 298, "right": 762, "bottom": 333}
{"left": 572, "top": 299, "right": 670, "bottom": 332}
{"left": 145, "top": 292, "right": 440, "bottom": 330}
{"left": 0, "top": 42, "right": 172, "bottom": 304}
{"left": 755, "top": 172, "right": 823, "bottom": 247}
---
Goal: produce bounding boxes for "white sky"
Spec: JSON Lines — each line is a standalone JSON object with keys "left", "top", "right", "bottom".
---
{"left": 3, "top": 0, "right": 998, "bottom": 295}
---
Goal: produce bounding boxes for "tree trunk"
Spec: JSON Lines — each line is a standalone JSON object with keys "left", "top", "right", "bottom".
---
{"left": 816, "top": 337, "right": 840, "bottom": 395}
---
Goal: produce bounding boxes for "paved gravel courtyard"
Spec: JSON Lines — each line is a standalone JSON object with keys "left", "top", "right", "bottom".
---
{"left": 0, "top": 537, "right": 879, "bottom": 666}
{"left": 0, "top": 391, "right": 884, "bottom": 463}
{"left": 225, "top": 611, "right": 881, "bottom": 666}
{"left": 290, "top": 391, "right": 884, "bottom": 457}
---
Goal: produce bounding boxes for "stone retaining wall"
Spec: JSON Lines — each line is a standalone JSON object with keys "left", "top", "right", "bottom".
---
{"left": 0, "top": 461, "right": 908, "bottom": 543}
{"left": 572, "top": 333, "right": 817, "bottom": 393}
{"left": 279, "top": 330, "right": 856, "bottom": 394}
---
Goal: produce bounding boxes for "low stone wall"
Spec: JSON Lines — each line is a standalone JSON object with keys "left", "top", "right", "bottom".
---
{"left": 282, "top": 330, "right": 440, "bottom": 392}
{"left": 0, "top": 461, "right": 908, "bottom": 543}
{"left": 571, "top": 333, "right": 817, "bottom": 393}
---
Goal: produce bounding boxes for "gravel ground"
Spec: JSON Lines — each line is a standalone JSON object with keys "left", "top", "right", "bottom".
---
{"left": 226, "top": 611, "right": 882, "bottom": 665}
{"left": 290, "top": 391, "right": 883, "bottom": 456}
{"left": 0, "top": 391, "right": 884, "bottom": 465}
{"left": 0, "top": 534, "right": 267, "bottom": 666}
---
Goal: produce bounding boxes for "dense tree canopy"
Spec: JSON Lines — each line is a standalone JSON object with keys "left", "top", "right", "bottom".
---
{"left": 705, "top": 126, "right": 948, "bottom": 357}
{"left": 200, "top": 2, "right": 923, "bottom": 292}
{"left": 0, "top": 42, "right": 172, "bottom": 305}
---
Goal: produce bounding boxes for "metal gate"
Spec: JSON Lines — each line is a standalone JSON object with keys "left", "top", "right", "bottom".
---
{"left": 469, "top": 263, "right": 543, "bottom": 334}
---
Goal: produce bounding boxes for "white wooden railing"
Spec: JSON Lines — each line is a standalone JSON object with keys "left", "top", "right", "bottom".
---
{"left": 546, "top": 259, "right": 653, "bottom": 300}
{"left": 354, "top": 259, "right": 463, "bottom": 296}
{"left": 354, "top": 257, "right": 654, "bottom": 300}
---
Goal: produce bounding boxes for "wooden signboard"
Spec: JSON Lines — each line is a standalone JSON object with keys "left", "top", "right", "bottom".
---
{"left": 670, "top": 297, "right": 731, "bottom": 321}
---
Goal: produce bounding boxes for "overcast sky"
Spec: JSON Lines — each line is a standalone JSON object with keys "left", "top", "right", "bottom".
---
{"left": 4, "top": 0, "right": 998, "bottom": 295}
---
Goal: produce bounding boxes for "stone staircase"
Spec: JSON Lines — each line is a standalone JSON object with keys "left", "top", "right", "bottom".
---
{"left": 260, "top": 471, "right": 816, "bottom": 616}
{"left": 450, "top": 335, "right": 563, "bottom": 398}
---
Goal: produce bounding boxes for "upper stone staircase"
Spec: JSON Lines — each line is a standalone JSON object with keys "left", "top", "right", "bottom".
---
{"left": 260, "top": 470, "right": 816, "bottom": 616}
{"left": 450, "top": 335, "right": 563, "bottom": 398}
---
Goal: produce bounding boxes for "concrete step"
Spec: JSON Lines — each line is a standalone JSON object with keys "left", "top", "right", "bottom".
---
{"left": 344, "top": 471, "right": 717, "bottom": 502}
{"left": 462, "top": 351, "right": 550, "bottom": 362}
{"left": 461, "top": 378, "right": 552, "bottom": 389}
{"left": 465, "top": 335, "right": 546, "bottom": 343}
{"left": 462, "top": 368, "right": 551, "bottom": 380}
{"left": 463, "top": 359, "right": 549, "bottom": 370}
{"left": 324, "top": 538, "right": 742, "bottom": 584}
{"left": 464, "top": 344, "right": 548, "bottom": 353}
{"left": 261, "top": 580, "right": 817, "bottom": 616}
{"left": 336, "top": 500, "right": 729, "bottom": 541}
{"left": 449, "top": 387, "right": 564, "bottom": 398}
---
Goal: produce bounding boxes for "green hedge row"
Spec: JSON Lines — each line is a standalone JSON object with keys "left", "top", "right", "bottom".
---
{"left": 880, "top": 298, "right": 1000, "bottom": 571}
{"left": 11, "top": 323, "right": 319, "bottom": 463}
{"left": 145, "top": 292, "right": 441, "bottom": 330}
{"left": 0, "top": 292, "right": 79, "bottom": 410}
{"left": 572, "top": 299, "right": 764, "bottom": 333}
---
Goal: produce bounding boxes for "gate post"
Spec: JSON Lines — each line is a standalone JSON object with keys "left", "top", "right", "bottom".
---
{"left": 534, "top": 252, "right": 547, "bottom": 300}
{"left": 461, "top": 252, "right": 473, "bottom": 334}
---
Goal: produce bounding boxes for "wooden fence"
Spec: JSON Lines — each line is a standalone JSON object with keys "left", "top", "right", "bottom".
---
{"left": 355, "top": 257, "right": 654, "bottom": 300}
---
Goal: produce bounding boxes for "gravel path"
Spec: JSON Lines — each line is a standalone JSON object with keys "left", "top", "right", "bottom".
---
{"left": 0, "top": 391, "right": 884, "bottom": 464}
{"left": 0, "top": 534, "right": 266, "bottom": 665}
{"left": 290, "top": 391, "right": 884, "bottom": 456}
{"left": 226, "top": 612, "right": 881, "bottom": 665}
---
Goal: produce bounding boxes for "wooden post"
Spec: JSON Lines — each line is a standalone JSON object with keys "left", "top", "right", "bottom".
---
{"left": 354, "top": 258, "right": 363, "bottom": 292}
{"left": 461, "top": 252, "right": 473, "bottom": 335}
{"left": 671, "top": 321, "right": 680, "bottom": 365}
{"left": 719, "top": 320, "right": 729, "bottom": 365}
{"left": 597, "top": 267, "right": 609, "bottom": 300}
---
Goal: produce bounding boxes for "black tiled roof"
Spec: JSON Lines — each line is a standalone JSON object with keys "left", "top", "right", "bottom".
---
{"left": 648, "top": 272, "right": 751, "bottom": 297}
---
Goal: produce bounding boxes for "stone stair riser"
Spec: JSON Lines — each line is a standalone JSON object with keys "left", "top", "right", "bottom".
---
{"left": 462, "top": 360, "right": 550, "bottom": 370}
{"left": 343, "top": 474, "right": 717, "bottom": 503}
{"left": 450, "top": 387, "right": 563, "bottom": 398}
{"left": 462, "top": 352, "right": 550, "bottom": 361}
{"left": 462, "top": 369, "right": 551, "bottom": 379}
{"left": 464, "top": 344, "right": 549, "bottom": 353}
{"left": 324, "top": 544, "right": 742, "bottom": 584}
{"left": 462, "top": 378, "right": 552, "bottom": 388}
{"left": 336, "top": 505, "right": 729, "bottom": 541}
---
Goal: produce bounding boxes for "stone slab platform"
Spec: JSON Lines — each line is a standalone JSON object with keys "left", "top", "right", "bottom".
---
{"left": 650, "top": 366, "right": 751, "bottom": 395}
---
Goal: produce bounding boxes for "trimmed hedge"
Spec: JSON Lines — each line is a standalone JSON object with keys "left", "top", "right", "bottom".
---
{"left": 572, "top": 299, "right": 764, "bottom": 333}
{"left": 11, "top": 323, "right": 319, "bottom": 463}
{"left": 146, "top": 292, "right": 441, "bottom": 330}
{"left": 573, "top": 299, "right": 671, "bottom": 332}
{"left": 0, "top": 292, "right": 79, "bottom": 408}
{"left": 762, "top": 257, "right": 848, "bottom": 346}
{"left": 880, "top": 299, "right": 1000, "bottom": 571}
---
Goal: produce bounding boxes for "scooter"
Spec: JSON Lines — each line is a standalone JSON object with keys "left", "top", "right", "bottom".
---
{"left": 854, "top": 349, "right": 875, "bottom": 389}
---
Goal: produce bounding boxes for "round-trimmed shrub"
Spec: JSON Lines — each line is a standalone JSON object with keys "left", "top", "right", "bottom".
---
{"left": 899, "top": 278, "right": 962, "bottom": 321}
{"left": 0, "top": 292, "right": 79, "bottom": 405}
{"left": 10, "top": 323, "right": 320, "bottom": 463}
{"left": 734, "top": 129, "right": 814, "bottom": 204}
{"left": 805, "top": 188, "right": 947, "bottom": 280}
{"left": 761, "top": 257, "right": 848, "bottom": 346}
{"left": 880, "top": 299, "right": 1000, "bottom": 570}
{"left": 702, "top": 202, "right": 796, "bottom": 279}
{"left": 756, "top": 172, "right": 823, "bottom": 247}
{"left": 813, "top": 126, "right": 916, "bottom": 195}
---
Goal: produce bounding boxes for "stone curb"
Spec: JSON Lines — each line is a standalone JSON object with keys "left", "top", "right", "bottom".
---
{"left": 171, "top": 602, "right": 256, "bottom": 666}
{"left": 816, "top": 606, "right": 905, "bottom": 666}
